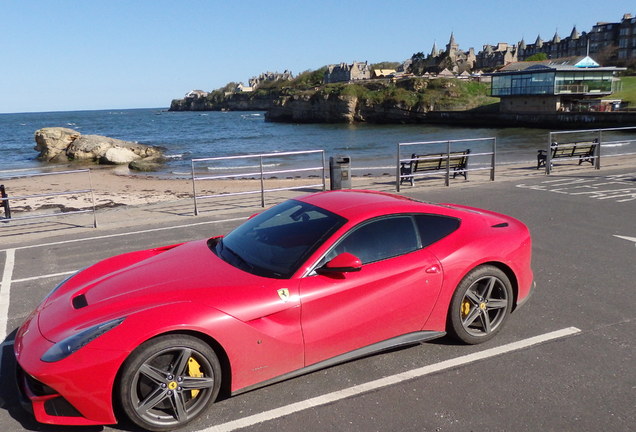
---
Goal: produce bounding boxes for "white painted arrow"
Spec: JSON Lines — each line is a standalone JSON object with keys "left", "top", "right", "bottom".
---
{"left": 614, "top": 235, "right": 636, "bottom": 246}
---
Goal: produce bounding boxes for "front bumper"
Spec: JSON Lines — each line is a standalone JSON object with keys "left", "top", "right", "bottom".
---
{"left": 16, "top": 363, "right": 105, "bottom": 426}
{"left": 14, "top": 313, "right": 124, "bottom": 426}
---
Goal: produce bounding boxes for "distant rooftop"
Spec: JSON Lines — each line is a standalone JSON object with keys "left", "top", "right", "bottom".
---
{"left": 496, "top": 56, "right": 625, "bottom": 74}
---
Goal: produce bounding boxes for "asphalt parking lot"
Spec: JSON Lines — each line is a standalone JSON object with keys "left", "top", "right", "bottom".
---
{"left": 1, "top": 166, "right": 634, "bottom": 432}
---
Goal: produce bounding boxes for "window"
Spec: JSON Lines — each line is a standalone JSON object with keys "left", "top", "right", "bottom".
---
{"left": 328, "top": 216, "right": 419, "bottom": 265}
{"left": 218, "top": 200, "right": 345, "bottom": 278}
{"left": 318, "top": 213, "right": 461, "bottom": 268}
{"left": 414, "top": 214, "right": 460, "bottom": 246}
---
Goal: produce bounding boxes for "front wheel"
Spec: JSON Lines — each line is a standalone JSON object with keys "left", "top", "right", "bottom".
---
{"left": 117, "top": 334, "right": 221, "bottom": 431}
{"left": 448, "top": 265, "right": 513, "bottom": 344}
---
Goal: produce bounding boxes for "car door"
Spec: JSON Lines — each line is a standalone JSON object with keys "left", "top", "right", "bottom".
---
{"left": 298, "top": 215, "right": 444, "bottom": 366}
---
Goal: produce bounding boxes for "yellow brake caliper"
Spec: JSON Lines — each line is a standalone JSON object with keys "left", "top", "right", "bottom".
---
{"left": 461, "top": 300, "right": 471, "bottom": 317}
{"left": 187, "top": 357, "right": 204, "bottom": 398}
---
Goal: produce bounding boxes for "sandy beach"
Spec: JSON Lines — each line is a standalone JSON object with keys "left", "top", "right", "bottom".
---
{"left": 2, "top": 155, "right": 635, "bottom": 220}
{"left": 1, "top": 164, "right": 336, "bottom": 216}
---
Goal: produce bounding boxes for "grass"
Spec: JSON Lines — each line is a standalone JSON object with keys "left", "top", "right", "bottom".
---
{"left": 612, "top": 76, "right": 636, "bottom": 105}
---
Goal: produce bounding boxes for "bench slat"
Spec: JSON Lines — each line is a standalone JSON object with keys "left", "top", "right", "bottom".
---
{"left": 401, "top": 149, "right": 470, "bottom": 185}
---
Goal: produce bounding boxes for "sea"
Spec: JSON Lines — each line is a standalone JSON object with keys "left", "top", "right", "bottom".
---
{"left": 1, "top": 108, "right": 629, "bottom": 178}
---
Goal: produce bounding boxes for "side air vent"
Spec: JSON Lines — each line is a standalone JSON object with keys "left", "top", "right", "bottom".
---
{"left": 492, "top": 222, "right": 509, "bottom": 228}
{"left": 72, "top": 294, "right": 88, "bottom": 309}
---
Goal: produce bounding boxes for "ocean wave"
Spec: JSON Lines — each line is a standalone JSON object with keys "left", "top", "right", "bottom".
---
{"left": 206, "top": 163, "right": 280, "bottom": 171}
{"left": 241, "top": 113, "right": 262, "bottom": 119}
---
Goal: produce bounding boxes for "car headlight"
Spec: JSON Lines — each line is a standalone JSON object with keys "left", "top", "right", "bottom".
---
{"left": 41, "top": 317, "right": 125, "bottom": 362}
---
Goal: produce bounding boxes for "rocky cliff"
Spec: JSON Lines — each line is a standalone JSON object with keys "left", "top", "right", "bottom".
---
{"left": 170, "top": 92, "right": 277, "bottom": 111}
{"left": 265, "top": 93, "right": 429, "bottom": 123}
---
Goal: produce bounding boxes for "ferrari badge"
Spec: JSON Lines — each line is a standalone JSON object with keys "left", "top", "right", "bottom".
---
{"left": 277, "top": 288, "right": 290, "bottom": 302}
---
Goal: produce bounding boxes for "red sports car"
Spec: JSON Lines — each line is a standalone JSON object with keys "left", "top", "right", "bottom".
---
{"left": 14, "top": 190, "right": 533, "bottom": 431}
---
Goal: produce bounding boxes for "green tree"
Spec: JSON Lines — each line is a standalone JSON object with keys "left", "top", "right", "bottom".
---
{"left": 525, "top": 53, "right": 548, "bottom": 61}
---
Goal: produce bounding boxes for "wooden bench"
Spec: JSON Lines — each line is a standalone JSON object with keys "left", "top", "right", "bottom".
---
{"left": 400, "top": 150, "right": 470, "bottom": 186}
{"left": 537, "top": 141, "right": 597, "bottom": 169}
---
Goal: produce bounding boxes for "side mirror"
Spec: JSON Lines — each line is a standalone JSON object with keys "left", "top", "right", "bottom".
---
{"left": 316, "top": 252, "right": 362, "bottom": 275}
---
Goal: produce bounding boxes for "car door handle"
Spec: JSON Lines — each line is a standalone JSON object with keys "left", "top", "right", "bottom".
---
{"left": 425, "top": 265, "right": 441, "bottom": 274}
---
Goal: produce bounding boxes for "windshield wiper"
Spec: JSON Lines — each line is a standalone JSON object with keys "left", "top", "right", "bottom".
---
{"left": 219, "top": 240, "right": 255, "bottom": 273}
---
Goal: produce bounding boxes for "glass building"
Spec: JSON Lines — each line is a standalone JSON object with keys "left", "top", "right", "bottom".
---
{"left": 490, "top": 57, "right": 624, "bottom": 112}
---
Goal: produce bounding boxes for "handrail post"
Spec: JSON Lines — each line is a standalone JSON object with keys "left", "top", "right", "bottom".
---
{"left": 445, "top": 140, "right": 451, "bottom": 187}
{"left": 491, "top": 138, "right": 496, "bottom": 181}
{"left": 191, "top": 159, "right": 199, "bottom": 216}
{"left": 321, "top": 151, "right": 326, "bottom": 191}
{"left": 87, "top": 170, "right": 97, "bottom": 228}
{"left": 259, "top": 155, "right": 265, "bottom": 207}
{"left": 396, "top": 142, "right": 401, "bottom": 192}
{"left": 596, "top": 129, "right": 602, "bottom": 170}
{"left": 546, "top": 133, "right": 553, "bottom": 175}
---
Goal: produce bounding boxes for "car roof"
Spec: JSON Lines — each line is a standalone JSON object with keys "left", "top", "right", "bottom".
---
{"left": 296, "top": 190, "right": 454, "bottom": 221}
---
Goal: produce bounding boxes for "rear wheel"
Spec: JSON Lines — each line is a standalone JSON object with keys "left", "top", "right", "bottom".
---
{"left": 448, "top": 265, "right": 513, "bottom": 344}
{"left": 118, "top": 334, "right": 221, "bottom": 431}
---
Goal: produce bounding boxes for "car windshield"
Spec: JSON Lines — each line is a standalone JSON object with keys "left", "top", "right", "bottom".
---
{"left": 212, "top": 200, "right": 346, "bottom": 279}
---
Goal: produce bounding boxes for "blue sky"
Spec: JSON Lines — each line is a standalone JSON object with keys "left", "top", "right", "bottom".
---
{"left": 1, "top": 0, "right": 633, "bottom": 113}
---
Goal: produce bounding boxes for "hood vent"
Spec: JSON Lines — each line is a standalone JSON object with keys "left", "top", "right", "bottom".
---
{"left": 72, "top": 294, "right": 88, "bottom": 309}
{"left": 492, "top": 222, "right": 509, "bottom": 228}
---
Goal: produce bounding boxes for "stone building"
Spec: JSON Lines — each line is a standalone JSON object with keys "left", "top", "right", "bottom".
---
{"left": 411, "top": 12, "right": 635, "bottom": 77}
{"left": 408, "top": 33, "right": 476, "bottom": 75}
{"left": 518, "top": 13, "right": 636, "bottom": 66}
{"left": 324, "top": 62, "right": 372, "bottom": 83}
{"left": 475, "top": 42, "right": 518, "bottom": 70}
{"left": 248, "top": 70, "right": 294, "bottom": 89}
{"left": 184, "top": 90, "right": 209, "bottom": 99}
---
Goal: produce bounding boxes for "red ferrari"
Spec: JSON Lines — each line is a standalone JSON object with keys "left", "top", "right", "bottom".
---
{"left": 14, "top": 190, "right": 533, "bottom": 431}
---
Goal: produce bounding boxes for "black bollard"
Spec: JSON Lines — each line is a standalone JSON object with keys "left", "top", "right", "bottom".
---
{"left": 1, "top": 184, "right": 11, "bottom": 219}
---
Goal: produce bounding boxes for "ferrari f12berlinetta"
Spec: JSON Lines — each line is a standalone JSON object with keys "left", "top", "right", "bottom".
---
{"left": 15, "top": 190, "right": 533, "bottom": 431}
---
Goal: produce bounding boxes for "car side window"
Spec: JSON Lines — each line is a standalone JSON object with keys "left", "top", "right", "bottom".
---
{"left": 330, "top": 216, "right": 419, "bottom": 265}
{"left": 414, "top": 214, "right": 460, "bottom": 247}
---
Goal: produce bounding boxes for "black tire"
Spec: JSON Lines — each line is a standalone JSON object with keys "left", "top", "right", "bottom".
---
{"left": 117, "top": 334, "right": 221, "bottom": 431}
{"left": 448, "top": 265, "right": 513, "bottom": 344}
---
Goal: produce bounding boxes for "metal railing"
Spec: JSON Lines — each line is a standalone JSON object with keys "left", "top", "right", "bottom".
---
{"left": 191, "top": 150, "right": 326, "bottom": 215}
{"left": 546, "top": 126, "right": 636, "bottom": 174}
{"left": 0, "top": 169, "right": 97, "bottom": 227}
{"left": 396, "top": 138, "right": 496, "bottom": 191}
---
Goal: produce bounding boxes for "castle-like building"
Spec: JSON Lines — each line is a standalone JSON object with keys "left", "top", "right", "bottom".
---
{"left": 248, "top": 71, "right": 294, "bottom": 89}
{"left": 234, "top": 13, "right": 635, "bottom": 89}
{"left": 324, "top": 62, "right": 371, "bottom": 83}
{"left": 420, "top": 12, "right": 636, "bottom": 74}
{"left": 322, "top": 12, "right": 635, "bottom": 83}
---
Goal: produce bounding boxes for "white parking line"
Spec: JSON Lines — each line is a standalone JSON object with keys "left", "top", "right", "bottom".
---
{"left": 1, "top": 249, "right": 16, "bottom": 340}
{"left": 201, "top": 327, "right": 582, "bottom": 432}
{"left": 1, "top": 217, "right": 247, "bottom": 340}
{"left": 0, "top": 217, "right": 247, "bottom": 253}
{"left": 13, "top": 270, "right": 76, "bottom": 284}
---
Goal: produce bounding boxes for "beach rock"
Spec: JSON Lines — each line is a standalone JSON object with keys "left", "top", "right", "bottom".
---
{"left": 129, "top": 156, "right": 166, "bottom": 172}
{"left": 34, "top": 127, "right": 164, "bottom": 168}
{"left": 101, "top": 147, "right": 141, "bottom": 164}
{"left": 34, "top": 127, "right": 80, "bottom": 161}
{"left": 67, "top": 134, "right": 161, "bottom": 163}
